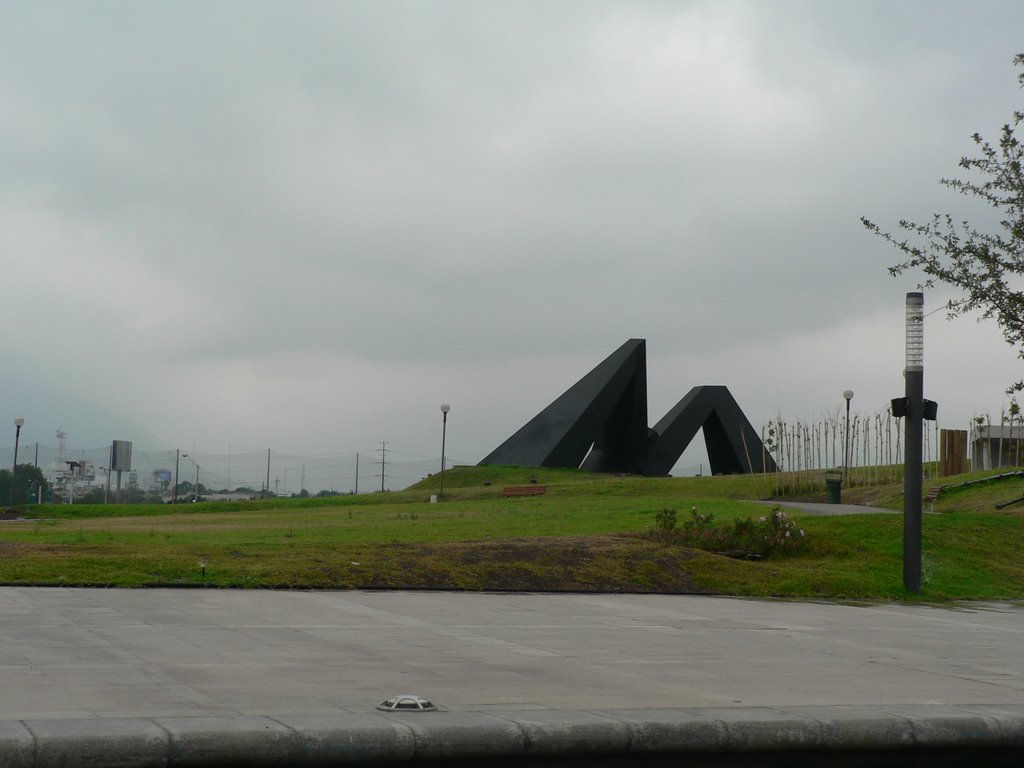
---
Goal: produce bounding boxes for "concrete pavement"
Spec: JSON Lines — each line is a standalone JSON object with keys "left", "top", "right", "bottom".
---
{"left": 0, "top": 588, "right": 1022, "bottom": 764}
{"left": 759, "top": 499, "right": 898, "bottom": 516}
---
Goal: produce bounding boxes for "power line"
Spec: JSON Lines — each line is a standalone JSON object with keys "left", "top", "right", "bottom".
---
{"left": 6, "top": 441, "right": 468, "bottom": 496}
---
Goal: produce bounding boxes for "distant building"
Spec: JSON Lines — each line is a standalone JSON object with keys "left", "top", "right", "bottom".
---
{"left": 152, "top": 469, "right": 173, "bottom": 492}
{"left": 971, "top": 425, "right": 1024, "bottom": 470}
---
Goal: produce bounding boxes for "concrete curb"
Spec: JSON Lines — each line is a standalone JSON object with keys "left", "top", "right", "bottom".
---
{"left": 2, "top": 704, "right": 1022, "bottom": 766}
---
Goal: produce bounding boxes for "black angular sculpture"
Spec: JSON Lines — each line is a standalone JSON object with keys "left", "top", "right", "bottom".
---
{"left": 479, "top": 339, "right": 776, "bottom": 475}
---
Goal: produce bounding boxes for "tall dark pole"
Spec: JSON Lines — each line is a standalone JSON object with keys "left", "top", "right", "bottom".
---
{"left": 439, "top": 404, "right": 450, "bottom": 498}
{"left": 843, "top": 390, "right": 853, "bottom": 484}
{"left": 10, "top": 418, "right": 24, "bottom": 506}
{"left": 904, "top": 292, "right": 924, "bottom": 593}
{"left": 105, "top": 444, "right": 112, "bottom": 504}
{"left": 173, "top": 449, "right": 180, "bottom": 503}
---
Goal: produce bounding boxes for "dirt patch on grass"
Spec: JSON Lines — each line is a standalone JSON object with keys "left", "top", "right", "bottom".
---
{"left": 0, "top": 533, "right": 715, "bottom": 592}
{"left": 0, "top": 541, "right": 78, "bottom": 558}
{"left": 348, "top": 534, "right": 708, "bottom": 593}
{"left": 456, "top": 537, "right": 598, "bottom": 565}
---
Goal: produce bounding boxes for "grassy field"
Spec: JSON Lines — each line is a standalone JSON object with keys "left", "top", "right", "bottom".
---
{"left": 1, "top": 465, "right": 1022, "bottom": 600}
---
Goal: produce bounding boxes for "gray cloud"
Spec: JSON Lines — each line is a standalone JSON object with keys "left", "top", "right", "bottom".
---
{"left": 3, "top": 1, "right": 1023, "bottom": 484}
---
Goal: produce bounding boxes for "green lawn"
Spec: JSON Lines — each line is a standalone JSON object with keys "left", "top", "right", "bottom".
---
{"left": 1, "top": 465, "right": 1021, "bottom": 600}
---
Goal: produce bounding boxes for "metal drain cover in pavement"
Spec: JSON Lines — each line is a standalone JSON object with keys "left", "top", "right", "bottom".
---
{"left": 376, "top": 694, "right": 437, "bottom": 712}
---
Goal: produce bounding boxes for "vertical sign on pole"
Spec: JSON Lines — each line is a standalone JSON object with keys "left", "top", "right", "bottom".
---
{"left": 111, "top": 440, "right": 133, "bottom": 505}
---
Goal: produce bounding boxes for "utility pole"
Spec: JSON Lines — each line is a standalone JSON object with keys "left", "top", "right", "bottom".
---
{"left": 380, "top": 441, "right": 387, "bottom": 493}
{"left": 355, "top": 453, "right": 359, "bottom": 495}
{"left": 265, "top": 448, "right": 271, "bottom": 499}
{"left": 173, "top": 449, "right": 180, "bottom": 504}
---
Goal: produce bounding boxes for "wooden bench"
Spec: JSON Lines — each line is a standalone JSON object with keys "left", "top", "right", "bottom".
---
{"left": 501, "top": 485, "right": 547, "bottom": 497}
{"left": 924, "top": 485, "right": 943, "bottom": 511}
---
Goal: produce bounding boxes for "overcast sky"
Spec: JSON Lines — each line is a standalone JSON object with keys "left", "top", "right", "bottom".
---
{"left": 3, "top": 1, "right": 1024, "bottom": 484}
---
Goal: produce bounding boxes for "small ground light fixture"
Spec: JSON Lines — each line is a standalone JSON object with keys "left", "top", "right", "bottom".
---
{"left": 376, "top": 694, "right": 437, "bottom": 712}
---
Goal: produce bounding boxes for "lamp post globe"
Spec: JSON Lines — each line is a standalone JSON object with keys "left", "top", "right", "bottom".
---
{"left": 10, "top": 418, "right": 25, "bottom": 507}
{"left": 439, "top": 404, "right": 451, "bottom": 498}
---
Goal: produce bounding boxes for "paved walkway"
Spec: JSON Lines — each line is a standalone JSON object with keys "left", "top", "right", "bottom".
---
{"left": 1, "top": 588, "right": 1022, "bottom": 717}
{"left": 760, "top": 500, "right": 898, "bottom": 516}
{"left": 0, "top": 588, "right": 1021, "bottom": 764}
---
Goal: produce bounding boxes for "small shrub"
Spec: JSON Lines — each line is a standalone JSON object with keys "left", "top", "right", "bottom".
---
{"left": 654, "top": 508, "right": 677, "bottom": 536}
{"left": 681, "top": 507, "right": 728, "bottom": 549}
{"left": 649, "top": 504, "right": 807, "bottom": 559}
{"left": 757, "top": 506, "right": 807, "bottom": 556}
{"left": 726, "top": 516, "right": 761, "bottom": 553}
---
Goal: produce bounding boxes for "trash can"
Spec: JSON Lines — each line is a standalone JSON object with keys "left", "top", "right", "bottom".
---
{"left": 824, "top": 470, "right": 842, "bottom": 504}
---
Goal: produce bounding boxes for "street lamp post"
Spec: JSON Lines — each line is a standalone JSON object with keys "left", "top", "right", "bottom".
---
{"left": 439, "top": 404, "right": 450, "bottom": 498}
{"left": 10, "top": 418, "right": 24, "bottom": 506}
{"left": 181, "top": 453, "right": 199, "bottom": 502}
{"left": 843, "top": 390, "right": 854, "bottom": 484}
{"left": 903, "top": 292, "right": 925, "bottom": 594}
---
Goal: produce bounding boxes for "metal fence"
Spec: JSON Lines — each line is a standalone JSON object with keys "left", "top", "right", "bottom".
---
{"left": 1, "top": 442, "right": 465, "bottom": 501}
